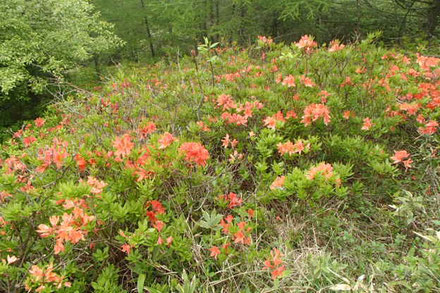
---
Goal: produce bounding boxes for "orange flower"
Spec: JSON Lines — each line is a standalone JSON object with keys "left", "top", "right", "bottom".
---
{"left": 264, "top": 111, "right": 285, "bottom": 129}
{"left": 179, "top": 142, "right": 210, "bottom": 166}
{"left": 270, "top": 176, "right": 286, "bottom": 190}
{"left": 217, "top": 94, "right": 236, "bottom": 110}
{"left": 399, "top": 103, "right": 420, "bottom": 116}
{"left": 75, "top": 154, "right": 87, "bottom": 172}
{"left": 300, "top": 75, "right": 316, "bottom": 87}
{"left": 361, "top": 117, "right": 374, "bottom": 130}
{"left": 222, "top": 134, "right": 231, "bottom": 148}
{"left": 113, "top": 134, "right": 134, "bottom": 158}
{"left": 277, "top": 140, "right": 308, "bottom": 156}
{"left": 418, "top": 120, "right": 438, "bottom": 135}
{"left": 306, "top": 162, "right": 334, "bottom": 180}
{"left": 87, "top": 176, "right": 107, "bottom": 194}
{"left": 282, "top": 75, "right": 296, "bottom": 87}
{"left": 343, "top": 110, "right": 352, "bottom": 119}
{"left": 209, "top": 246, "right": 221, "bottom": 259}
{"left": 35, "top": 118, "right": 46, "bottom": 128}
{"left": 139, "top": 121, "right": 156, "bottom": 138}
{"left": 263, "top": 248, "right": 286, "bottom": 280}
{"left": 153, "top": 220, "right": 165, "bottom": 232}
{"left": 121, "top": 243, "right": 132, "bottom": 254}
{"left": 328, "top": 40, "right": 345, "bottom": 52}
{"left": 23, "top": 136, "right": 37, "bottom": 147}
{"left": 147, "top": 200, "right": 166, "bottom": 214}
{"left": 301, "top": 104, "right": 331, "bottom": 126}
{"left": 295, "top": 35, "right": 318, "bottom": 54}
{"left": 220, "top": 192, "right": 243, "bottom": 209}
{"left": 197, "top": 121, "right": 211, "bottom": 131}
{"left": 158, "top": 132, "right": 177, "bottom": 149}
{"left": 257, "top": 35, "right": 273, "bottom": 45}
{"left": 391, "top": 150, "right": 412, "bottom": 169}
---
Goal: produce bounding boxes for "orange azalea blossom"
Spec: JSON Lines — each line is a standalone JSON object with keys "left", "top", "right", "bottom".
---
{"left": 340, "top": 76, "right": 353, "bottom": 87}
{"left": 4, "top": 156, "right": 27, "bottom": 174}
{"left": 391, "top": 150, "right": 413, "bottom": 169}
{"left": 217, "top": 94, "right": 236, "bottom": 110}
{"left": 416, "top": 54, "right": 440, "bottom": 71}
{"left": 179, "top": 142, "right": 210, "bottom": 166}
{"left": 75, "top": 154, "right": 87, "bottom": 172}
{"left": 264, "top": 111, "right": 286, "bottom": 129}
{"left": 233, "top": 221, "right": 252, "bottom": 245}
{"left": 343, "top": 110, "right": 352, "bottom": 119}
{"left": 257, "top": 35, "right": 273, "bottom": 45}
{"left": 209, "top": 246, "right": 221, "bottom": 259}
{"left": 222, "top": 134, "right": 238, "bottom": 148}
{"left": 151, "top": 220, "right": 165, "bottom": 232}
{"left": 34, "top": 117, "right": 46, "bottom": 127}
{"left": 139, "top": 121, "right": 156, "bottom": 138}
{"left": 121, "top": 243, "right": 133, "bottom": 254}
{"left": 113, "top": 133, "right": 134, "bottom": 158}
{"left": 418, "top": 120, "right": 438, "bottom": 135}
{"left": 319, "top": 90, "right": 331, "bottom": 103}
{"left": 301, "top": 104, "right": 331, "bottom": 126}
{"left": 23, "top": 136, "right": 37, "bottom": 147}
{"left": 236, "top": 100, "right": 263, "bottom": 118}
{"left": 282, "top": 75, "right": 296, "bottom": 87}
{"left": 270, "top": 176, "right": 286, "bottom": 190}
{"left": 295, "top": 35, "right": 318, "bottom": 54}
{"left": 328, "top": 40, "right": 345, "bottom": 52}
{"left": 361, "top": 117, "right": 374, "bottom": 130}
{"left": 229, "top": 150, "right": 244, "bottom": 163}
{"left": 219, "top": 192, "right": 243, "bottom": 209}
{"left": 27, "top": 264, "right": 71, "bottom": 291}
{"left": 221, "top": 112, "right": 248, "bottom": 126}
{"left": 147, "top": 200, "right": 166, "bottom": 214}
{"left": 145, "top": 200, "right": 166, "bottom": 225}
{"left": 87, "top": 176, "right": 107, "bottom": 194}
{"left": 277, "top": 140, "right": 309, "bottom": 156}
{"left": 306, "top": 162, "right": 334, "bottom": 180}
{"left": 399, "top": 102, "right": 420, "bottom": 116}
{"left": 263, "top": 248, "right": 286, "bottom": 280}
{"left": 300, "top": 75, "right": 316, "bottom": 87}
{"left": 36, "top": 139, "right": 69, "bottom": 172}
{"left": 158, "top": 132, "right": 177, "bottom": 149}
{"left": 37, "top": 203, "right": 95, "bottom": 254}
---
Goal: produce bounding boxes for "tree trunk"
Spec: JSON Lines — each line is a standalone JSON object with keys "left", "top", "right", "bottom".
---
{"left": 425, "top": 0, "right": 440, "bottom": 38}
{"left": 215, "top": 0, "right": 220, "bottom": 41}
{"left": 140, "top": 0, "right": 156, "bottom": 58}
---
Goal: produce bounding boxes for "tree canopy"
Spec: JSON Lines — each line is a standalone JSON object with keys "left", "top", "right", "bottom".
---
{"left": 0, "top": 0, "right": 122, "bottom": 100}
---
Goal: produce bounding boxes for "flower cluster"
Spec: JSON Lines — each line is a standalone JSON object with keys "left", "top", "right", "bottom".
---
{"left": 37, "top": 199, "right": 95, "bottom": 254}
{"left": 179, "top": 142, "right": 210, "bottom": 166}
{"left": 263, "top": 248, "right": 286, "bottom": 279}
{"left": 301, "top": 103, "right": 331, "bottom": 126}
{"left": 391, "top": 150, "right": 412, "bottom": 169}
{"left": 26, "top": 264, "right": 71, "bottom": 292}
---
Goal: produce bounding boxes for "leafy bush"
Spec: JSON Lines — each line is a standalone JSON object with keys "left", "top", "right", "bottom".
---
{"left": 0, "top": 35, "right": 439, "bottom": 291}
{"left": 0, "top": 0, "right": 123, "bottom": 134}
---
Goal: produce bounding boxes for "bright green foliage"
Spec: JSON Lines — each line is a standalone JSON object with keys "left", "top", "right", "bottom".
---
{"left": 0, "top": 36, "right": 439, "bottom": 291}
{"left": 93, "top": 0, "right": 440, "bottom": 61}
{"left": 0, "top": 0, "right": 122, "bottom": 114}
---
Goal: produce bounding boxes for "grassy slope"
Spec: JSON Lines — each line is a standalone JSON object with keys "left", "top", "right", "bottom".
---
{"left": 0, "top": 36, "right": 439, "bottom": 292}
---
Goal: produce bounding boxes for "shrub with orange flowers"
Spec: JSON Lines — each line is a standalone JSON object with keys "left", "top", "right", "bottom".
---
{"left": 0, "top": 35, "right": 439, "bottom": 292}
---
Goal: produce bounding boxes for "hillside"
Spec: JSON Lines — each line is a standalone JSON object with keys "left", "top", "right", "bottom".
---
{"left": 0, "top": 36, "right": 439, "bottom": 292}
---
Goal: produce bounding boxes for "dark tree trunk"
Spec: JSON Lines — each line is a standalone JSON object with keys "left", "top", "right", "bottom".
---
{"left": 215, "top": 0, "right": 220, "bottom": 41}
{"left": 425, "top": 0, "right": 440, "bottom": 38}
{"left": 140, "top": 0, "right": 156, "bottom": 58}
